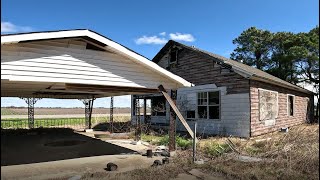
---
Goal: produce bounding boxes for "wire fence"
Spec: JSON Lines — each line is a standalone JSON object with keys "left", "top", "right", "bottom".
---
{"left": 1, "top": 115, "right": 131, "bottom": 131}
{"left": 1, "top": 118, "right": 86, "bottom": 130}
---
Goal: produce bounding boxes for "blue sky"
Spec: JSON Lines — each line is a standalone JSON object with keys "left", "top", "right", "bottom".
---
{"left": 1, "top": 0, "right": 319, "bottom": 108}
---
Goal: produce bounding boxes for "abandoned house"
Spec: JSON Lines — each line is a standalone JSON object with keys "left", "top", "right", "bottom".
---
{"left": 132, "top": 40, "right": 314, "bottom": 137}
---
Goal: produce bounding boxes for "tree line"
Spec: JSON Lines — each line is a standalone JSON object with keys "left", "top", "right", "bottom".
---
{"left": 231, "top": 26, "right": 319, "bottom": 116}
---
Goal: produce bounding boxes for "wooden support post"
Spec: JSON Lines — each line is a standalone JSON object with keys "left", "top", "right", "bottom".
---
{"left": 169, "top": 90, "right": 177, "bottom": 152}
{"left": 158, "top": 85, "right": 196, "bottom": 140}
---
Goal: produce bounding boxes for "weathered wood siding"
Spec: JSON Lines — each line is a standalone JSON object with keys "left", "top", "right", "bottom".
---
{"left": 250, "top": 80, "right": 313, "bottom": 136}
{"left": 175, "top": 84, "right": 250, "bottom": 137}
{"left": 157, "top": 47, "right": 250, "bottom": 94}
{"left": 1, "top": 39, "right": 180, "bottom": 97}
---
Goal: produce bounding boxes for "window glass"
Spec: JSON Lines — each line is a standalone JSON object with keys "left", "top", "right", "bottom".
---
{"left": 198, "top": 106, "right": 207, "bottom": 119}
{"left": 187, "top": 110, "right": 195, "bottom": 119}
{"left": 209, "top": 91, "right": 219, "bottom": 105}
{"left": 209, "top": 106, "right": 219, "bottom": 119}
{"left": 197, "top": 91, "right": 220, "bottom": 119}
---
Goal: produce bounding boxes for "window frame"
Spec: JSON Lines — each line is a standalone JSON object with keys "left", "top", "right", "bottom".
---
{"left": 196, "top": 90, "right": 221, "bottom": 120}
{"left": 258, "top": 88, "right": 279, "bottom": 121}
{"left": 287, "top": 94, "right": 295, "bottom": 116}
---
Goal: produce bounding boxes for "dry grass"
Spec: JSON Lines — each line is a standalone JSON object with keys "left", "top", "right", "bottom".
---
{"left": 197, "top": 124, "right": 319, "bottom": 180}
{"left": 66, "top": 124, "right": 319, "bottom": 180}
{"left": 129, "top": 124, "right": 318, "bottom": 180}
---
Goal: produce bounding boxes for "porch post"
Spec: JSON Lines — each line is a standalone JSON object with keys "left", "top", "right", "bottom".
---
{"left": 79, "top": 97, "right": 95, "bottom": 129}
{"left": 110, "top": 96, "right": 114, "bottom": 133}
{"left": 143, "top": 98, "right": 147, "bottom": 124}
{"left": 20, "top": 97, "right": 41, "bottom": 129}
{"left": 135, "top": 97, "right": 141, "bottom": 141}
{"left": 169, "top": 89, "right": 177, "bottom": 152}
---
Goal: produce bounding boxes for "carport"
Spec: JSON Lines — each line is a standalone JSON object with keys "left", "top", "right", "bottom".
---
{"left": 1, "top": 29, "right": 195, "bottom": 152}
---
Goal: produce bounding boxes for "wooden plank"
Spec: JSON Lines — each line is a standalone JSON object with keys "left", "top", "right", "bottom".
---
{"left": 66, "top": 83, "right": 159, "bottom": 93}
{"left": 158, "top": 85, "right": 196, "bottom": 139}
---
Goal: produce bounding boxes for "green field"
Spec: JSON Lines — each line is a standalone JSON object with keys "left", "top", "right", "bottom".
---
{"left": 1, "top": 116, "right": 131, "bottom": 129}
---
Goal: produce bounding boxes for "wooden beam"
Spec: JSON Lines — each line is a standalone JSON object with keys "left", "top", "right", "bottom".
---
{"left": 66, "top": 83, "right": 159, "bottom": 93}
{"left": 158, "top": 85, "right": 196, "bottom": 140}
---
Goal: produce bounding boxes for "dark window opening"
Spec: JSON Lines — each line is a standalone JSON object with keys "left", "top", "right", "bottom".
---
{"left": 209, "top": 106, "right": 219, "bottom": 119}
{"left": 288, "top": 95, "right": 294, "bottom": 116}
{"left": 198, "top": 106, "right": 207, "bottom": 119}
{"left": 170, "top": 50, "right": 177, "bottom": 63}
{"left": 151, "top": 96, "right": 166, "bottom": 116}
{"left": 187, "top": 110, "right": 195, "bottom": 119}
{"left": 209, "top": 91, "right": 219, "bottom": 105}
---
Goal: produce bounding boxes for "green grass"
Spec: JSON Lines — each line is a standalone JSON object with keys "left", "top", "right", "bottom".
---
{"left": 141, "top": 133, "right": 193, "bottom": 149}
{"left": 203, "top": 141, "right": 231, "bottom": 156}
{"left": 1, "top": 116, "right": 131, "bottom": 129}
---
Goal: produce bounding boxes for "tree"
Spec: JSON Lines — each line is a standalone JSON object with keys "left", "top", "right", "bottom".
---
{"left": 232, "top": 26, "right": 319, "bottom": 119}
{"left": 293, "top": 27, "right": 319, "bottom": 118}
{"left": 231, "top": 27, "right": 273, "bottom": 70}
{"left": 267, "top": 32, "right": 300, "bottom": 84}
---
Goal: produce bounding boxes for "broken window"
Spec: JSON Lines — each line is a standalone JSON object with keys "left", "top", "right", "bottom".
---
{"left": 167, "top": 47, "right": 180, "bottom": 69}
{"left": 259, "top": 89, "right": 278, "bottom": 121}
{"left": 288, "top": 95, "right": 294, "bottom": 116}
{"left": 169, "top": 50, "right": 178, "bottom": 64}
{"left": 151, "top": 96, "right": 166, "bottom": 116}
{"left": 197, "top": 91, "right": 220, "bottom": 120}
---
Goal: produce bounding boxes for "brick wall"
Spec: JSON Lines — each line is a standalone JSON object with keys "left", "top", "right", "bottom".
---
{"left": 250, "top": 80, "right": 314, "bottom": 136}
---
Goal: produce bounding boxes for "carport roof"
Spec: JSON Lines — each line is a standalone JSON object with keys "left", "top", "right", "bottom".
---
{"left": 1, "top": 29, "right": 192, "bottom": 87}
{"left": 1, "top": 29, "right": 192, "bottom": 99}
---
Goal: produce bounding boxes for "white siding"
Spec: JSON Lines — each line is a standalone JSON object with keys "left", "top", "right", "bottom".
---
{"left": 176, "top": 84, "right": 250, "bottom": 137}
{"left": 130, "top": 84, "right": 251, "bottom": 137}
{"left": 1, "top": 39, "right": 180, "bottom": 97}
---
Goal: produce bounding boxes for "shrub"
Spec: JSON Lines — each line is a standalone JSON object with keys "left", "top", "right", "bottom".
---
{"left": 176, "top": 136, "right": 193, "bottom": 150}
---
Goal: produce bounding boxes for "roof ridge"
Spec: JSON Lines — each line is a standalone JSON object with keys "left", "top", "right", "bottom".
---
{"left": 154, "top": 40, "right": 314, "bottom": 94}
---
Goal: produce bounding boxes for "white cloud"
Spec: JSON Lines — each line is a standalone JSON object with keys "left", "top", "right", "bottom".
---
{"left": 135, "top": 32, "right": 196, "bottom": 45}
{"left": 1, "top": 21, "right": 33, "bottom": 33}
{"left": 135, "top": 35, "right": 167, "bottom": 45}
{"left": 169, "top": 33, "right": 195, "bottom": 42}
{"left": 159, "top": 32, "right": 166, "bottom": 36}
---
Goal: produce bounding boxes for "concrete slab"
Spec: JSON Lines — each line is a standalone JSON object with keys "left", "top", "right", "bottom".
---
{"left": 1, "top": 154, "right": 162, "bottom": 180}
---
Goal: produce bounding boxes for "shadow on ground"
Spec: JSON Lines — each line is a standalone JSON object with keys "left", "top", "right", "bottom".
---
{"left": 1, "top": 128, "right": 136, "bottom": 166}
{"left": 93, "top": 122, "right": 132, "bottom": 133}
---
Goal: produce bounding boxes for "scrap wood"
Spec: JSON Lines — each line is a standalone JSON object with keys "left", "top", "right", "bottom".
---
{"left": 226, "top": 138, "right": 240, "bottom": 154}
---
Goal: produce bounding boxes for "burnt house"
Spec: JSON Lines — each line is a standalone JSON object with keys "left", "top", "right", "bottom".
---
{"left": 132, "top": 40, "right": 314, "bottom": 137}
